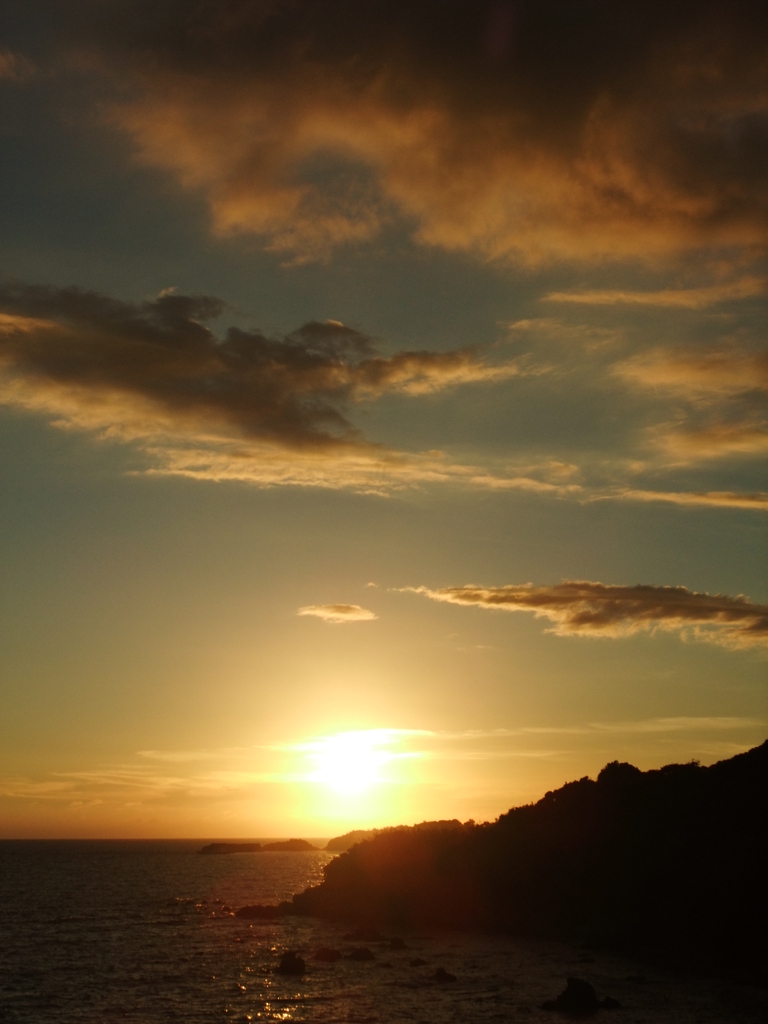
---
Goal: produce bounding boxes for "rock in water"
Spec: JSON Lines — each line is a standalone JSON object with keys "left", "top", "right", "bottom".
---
{"left": 277, "top": 951, "right": 306, "bottom": 976}
{"left": 434, "top": 967, "right": 457, "bottom": 983}
{"left": 541, "top": 977, "right": 600, "bottom": 1015}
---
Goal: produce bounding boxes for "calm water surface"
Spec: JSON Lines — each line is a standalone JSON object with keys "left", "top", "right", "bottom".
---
{"left": 0, "top": 841, "right": 764, "bottom": 1023}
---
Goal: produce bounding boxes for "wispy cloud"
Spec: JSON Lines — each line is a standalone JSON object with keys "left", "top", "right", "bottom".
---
{"left": 650, "top": 422, "right": 768, "bottom": 462}
{"left": 614, "top": 347, "right": 768, "bottom": 398}
{"left": 587, "top": 716, "right": 765, "bottom": 735}
{"left": 297, "top": 603, "right": 378, "bottom": 623}
{"left": 545, "top": 278, "right": 765, "bottom": 308}
{"left": 404, "top": 581, "right": 768, "bottom": 648}
{"left": 0, "top": 778, "right": 74, "bottom": 799}
{"left": 136, "top": 748, "right": 244, "bottom": 763}
{"left": 276, "top": 729, "right": 432, "bottom": 753}
{"left": 612, "top": 345, "right": 768, "bottom": 467}
{"left": 603, "top": 489, "right": 768, "bottom": 512}
{"left": 434, "top": 716, "right": 766, "bottom": 740}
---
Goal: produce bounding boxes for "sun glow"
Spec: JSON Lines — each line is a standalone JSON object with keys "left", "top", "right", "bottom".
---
{"left": 303, "top": 729, "right": 421, "bottom": 794}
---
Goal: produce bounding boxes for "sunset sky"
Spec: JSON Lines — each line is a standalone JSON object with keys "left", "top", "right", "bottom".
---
{"left": 0, "top": 0, "right": 765, "bottom": 838}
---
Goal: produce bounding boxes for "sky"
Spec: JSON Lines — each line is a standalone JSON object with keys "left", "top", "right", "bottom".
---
{"left": 0, "top": 0, "right": 765, "bottom": 838}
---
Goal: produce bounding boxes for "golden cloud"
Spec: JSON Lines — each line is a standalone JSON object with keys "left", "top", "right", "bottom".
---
{"left": 613, "top": 345, "right": 768, "bottom": 465}
{"left": 652, "top": 422, "right": 768, "bottom": 461}
{"left": 88, "top": 1, "right": 768, "bottom": 265}
{"left": 606, "top": 489, "right": 768, "bottom": 512}
{"left": 615, "top": 347, "right": 768, "bottom": 397}
{"left": 297, "top": 603, "right": 378, "bottom": 623}
{"left": 406, "top": 580, "right": 768, "bottom": 648}
{"left": 545, "top": 278, "right": 766, "bottom": 308}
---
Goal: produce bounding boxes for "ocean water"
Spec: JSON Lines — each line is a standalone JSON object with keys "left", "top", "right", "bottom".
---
{"left": 0, "top": 841, "right": 765, "bottom": 1023}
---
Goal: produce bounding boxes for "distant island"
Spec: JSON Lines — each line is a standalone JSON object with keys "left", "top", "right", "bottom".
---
{"left": 199, "top": 831, "right": 382, "bottom": 855}
{"left": 199, "top": 838, "right": 318, "bottom": 854}
{"left": 235, "top": 740, "right": 768, "bottom": 985}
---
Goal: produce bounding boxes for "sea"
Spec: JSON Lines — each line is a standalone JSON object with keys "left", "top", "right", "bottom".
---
{"left": 0, "top": 841, "right": 765, "bottom": 1023}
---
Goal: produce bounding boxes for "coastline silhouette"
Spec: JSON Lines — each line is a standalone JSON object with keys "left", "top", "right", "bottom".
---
{"left": 236, "top": 741, "right": 768, "bottom": 984}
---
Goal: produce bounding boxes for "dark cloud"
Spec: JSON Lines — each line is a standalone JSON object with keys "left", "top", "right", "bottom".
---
{"left": 406, "top": 580, "right": 768, "bottom": 648}
{"left": 0, "top": 280, "right": 526, "bottom": 490}
{"left": 0, "top": 281, "right": 517, "bottom": 445}
{"left": 61, "top": 0, "right": 768, "bottom": 263}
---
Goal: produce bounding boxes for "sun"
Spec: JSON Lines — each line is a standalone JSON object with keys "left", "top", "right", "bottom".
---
{"left": 305, "top": 730, "right": 411, "bottom": 795}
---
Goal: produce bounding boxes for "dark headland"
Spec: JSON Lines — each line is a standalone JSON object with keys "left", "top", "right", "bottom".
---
{"left": 237, "top": 741, "right": 768, "bottom": 985}
{"left": 324, "top": 829, "right": 381, "bottom": 852}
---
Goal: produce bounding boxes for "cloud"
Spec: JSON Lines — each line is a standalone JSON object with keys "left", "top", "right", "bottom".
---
{"left": 5, "top": 284, "right": 760, "bottom": 502}
{"left": 349, "top": 350, "right": 523, "bottom": 396}
{"left": 297, "top": 603, "right": 378, "bottom": 623}
{"left": 0, "top": 281, "right": 527, "bottom": 492}
{"left": 0, "top": 778, "right": 74, "bottom": 799}
{"left": 0, "top": 49, "right": 35, "bottom": 82}
{"left": 459, "top": 473, "right": 580, "bottom": 495}
{"left": 651, "top": 422, "right": 768, "bottom": 461}
{"left": 75, "top": 0, "right": 768, "bottom": 265}
{"left": 587, "top": 715, "right": 766, "bottom": 734}
{"left": 615, "top": 347, "right": 768, "bottom": 397}
{"left": 136, "top": 748, "right": 242, "bottom": 763}
{"left": 0, "top": 282, "right": 515, "bottom": 444}
{"left": 0, "top": 763, "right": 294, "bottom": 803}
{"left": 505, "top": 325, "right": 766, "bottom": 467}
{"left": 613, "top": 345, "right": 768, "bottom": 464}
{"left": 405, "top": 580, "right": 768, "bottom": 648}
{"left": 136, "top": 441, "right": 567, "bottom": 495}
{"left": 545, "top": 278, "right": 766, "bottom": 308}
{"left": 441, "top": 716, "right": 766, "bottom": 739}
{"left": 605, "top": 489, "right": 768, "bottom": 512}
